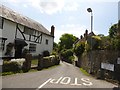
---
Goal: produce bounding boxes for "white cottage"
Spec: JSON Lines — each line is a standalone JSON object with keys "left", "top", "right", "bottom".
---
{"left": 0, "top": 5, "right": 55, "bottom": 58}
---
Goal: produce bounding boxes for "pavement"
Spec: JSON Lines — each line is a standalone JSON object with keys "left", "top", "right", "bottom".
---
{"left": 2, "top": 61, "right": 119, "bottom": 90}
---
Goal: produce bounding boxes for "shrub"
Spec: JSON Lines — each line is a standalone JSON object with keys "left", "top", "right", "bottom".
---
{"left": 22, "top": 48, "right": 29, "bottom": 58}
{"left": 51, "top": 51, "right": 57, "bottom": 56}
{"left": 42, "top": 55, "right": 60, "bottom": 68}
{"left": 43, "top": 50, "right": 50, "bottom": 57}
{"left": 74, "top": 43, "right": 85, "bottom": 57}
{"left": 60, "top": 49, "right": 73, "bottom": 63}
{"left": 3, "top": 61, "right": 21, "bottom": 73}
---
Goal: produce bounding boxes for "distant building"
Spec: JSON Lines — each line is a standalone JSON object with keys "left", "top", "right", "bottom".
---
{"left": 0, "top": 5, "right": 55, "bottom": 58}
{"left": 73, "top": 29, "right": 95, "bottom": 46}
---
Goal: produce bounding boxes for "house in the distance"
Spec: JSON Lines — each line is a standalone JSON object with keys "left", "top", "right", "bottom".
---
{"left": 0, "top": 5, "right": 55, "bottom": 58}
{"left": 73, "top": 29, "right": 95, "bottom": 47}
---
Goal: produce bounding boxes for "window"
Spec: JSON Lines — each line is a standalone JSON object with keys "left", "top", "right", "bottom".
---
{"left": 0, "top": 17, "right": 3, "bottom": 29}
{"left": 0, "top": 38, "right": 7, "bottom": 51}
{"left": 46, "top": 39, "right": 48, "bottom": 45}
{"left": 29, "top": 43, "right": 36, "bottom": 52}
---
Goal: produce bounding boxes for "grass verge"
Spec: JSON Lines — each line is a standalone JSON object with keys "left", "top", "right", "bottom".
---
{"left": 31, "top": 59, "right": 38, "bottom": 65}
{"left": 80, "top": 68, "right": 90, "bottom": 76}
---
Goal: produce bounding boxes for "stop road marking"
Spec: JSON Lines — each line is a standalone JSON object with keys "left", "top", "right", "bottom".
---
{"left": 37, "top": 76, "right": 93, "bottom": 89}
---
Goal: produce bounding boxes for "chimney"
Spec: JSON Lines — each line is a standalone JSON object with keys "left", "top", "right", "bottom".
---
{"left": 80, "top": 35, "right": 83, "bottom": 39}
{"left": 51, "top": 25, "right": 55, "bottom": 37}
{"left": 85, "top": 29, "right": 88, "bottom": 36}
{"left": 85, "top": 29, "right": 88, "bottom": 40}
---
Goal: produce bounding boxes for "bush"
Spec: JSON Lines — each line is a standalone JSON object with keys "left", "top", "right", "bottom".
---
{"left": 22, "top": 48, "right": 29, "bottom": 58}
{"left": 3, "top": 61, "right": 21, "bottom": 73}
{"left": 111, "top": 37, "right": 120, "bottom": 50}
{"left": 60, "top": 49, "right": 73, "bottom": 63}
{"left": 43, "top": 50, "right": 50, "bottom": 57}
{"left": 51, "top": 51, "right": 57, "bottom": 56}
{"left": 42, "top": 55, "right": 60, "bottom": 68}
{"left": 74, "top": 43, "right": 85, "bottom": 57}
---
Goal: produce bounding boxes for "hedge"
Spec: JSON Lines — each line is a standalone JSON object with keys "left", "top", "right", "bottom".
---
{"left": 3, "top": 61, "right": 21, "bottom": 73}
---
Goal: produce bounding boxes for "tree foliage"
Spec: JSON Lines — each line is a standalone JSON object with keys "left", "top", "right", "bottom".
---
{"left": 86, "top": 36, "right": 101, "bottom": 50}
{"left": 74, "top": 42, "right": 85, "bottom": 57}
{"left": 60, "top": 49, "right": 74, "bottom": 63}
{"left": 108, "top": 23, "right": 120, "bottom": 50}
{"left": 58, "top": 33, "right": 77, "bottom": 51}
{"left": 109, "top": 24, "right": 118, "bottom": 38}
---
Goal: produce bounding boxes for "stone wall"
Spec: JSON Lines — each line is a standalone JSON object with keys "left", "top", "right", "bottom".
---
{"left": 77, "top": 50, "right": 120, "bottom": 81}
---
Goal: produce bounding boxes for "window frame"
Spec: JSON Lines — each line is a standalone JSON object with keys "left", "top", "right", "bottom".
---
{"left": 29, "top": 43, "right": 36, "bottom": 52}
{"left": 46, "top": 39, "right": 48, "bottom": 45}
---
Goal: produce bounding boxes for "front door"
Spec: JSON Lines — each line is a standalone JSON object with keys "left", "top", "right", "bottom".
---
{"left": 15, "top": 45, "right": 23, "bottom": 58}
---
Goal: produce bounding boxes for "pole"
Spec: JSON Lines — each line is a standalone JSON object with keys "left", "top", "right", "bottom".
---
{"left": 91, "top": 12, "right": 93, "bottom": 32}
{"left": 90, "top": 12, "right": 93, "bottom": 74}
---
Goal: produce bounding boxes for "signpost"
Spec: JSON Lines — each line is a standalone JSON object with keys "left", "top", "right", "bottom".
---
{"left": 117, "top": 58, "right": 120, "bottom": 64}
{"left": 101, "top": 63, "right": 114, "bottom": 71}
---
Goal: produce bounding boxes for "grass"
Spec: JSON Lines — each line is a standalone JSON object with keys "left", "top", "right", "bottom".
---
{"left": 80, "top": 68, "right": 90, "bottom": 76}
{"left": 31, "top": 59, "right": 38, "bottom": 65}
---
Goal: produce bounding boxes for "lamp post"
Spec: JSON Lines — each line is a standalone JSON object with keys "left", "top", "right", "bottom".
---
{"left": 87, "top": 8, "right": 93, "bottom": 74}
{"left": 87, "top": 8, "right": 93, "bottom": 33}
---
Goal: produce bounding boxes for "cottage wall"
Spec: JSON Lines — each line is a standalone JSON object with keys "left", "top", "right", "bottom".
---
{"left": 1, "top": 18, "right": 54, "bottom": 58}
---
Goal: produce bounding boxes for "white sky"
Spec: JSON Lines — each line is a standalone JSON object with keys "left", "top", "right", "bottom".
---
{"left": 1, "top": 0, "right": 120, "bottom": 43}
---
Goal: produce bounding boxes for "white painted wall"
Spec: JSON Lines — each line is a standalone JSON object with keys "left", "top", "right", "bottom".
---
{"left": 2, "top": 20, "right": 16, "bottom": 57}
{"left": 24, "top": 34, "right": 54, "bottom": 56}
{"left": 1, "top": 18, "right": 54, "bottom": 57}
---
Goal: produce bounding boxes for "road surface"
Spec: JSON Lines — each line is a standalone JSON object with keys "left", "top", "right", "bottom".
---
{"left": 2, "top": 62, "right": 118, "bottom": 89}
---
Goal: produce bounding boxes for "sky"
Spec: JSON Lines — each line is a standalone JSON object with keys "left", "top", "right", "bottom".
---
{"left": 1, "top": 0, "right": 120, "bottom": 43}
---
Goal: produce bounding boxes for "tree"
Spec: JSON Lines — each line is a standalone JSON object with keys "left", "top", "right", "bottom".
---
{"left": 109, "top": 24, "right": 118, "bottom": 38}
{"left": 108, "top": 23, "right": 120, "bottom": 50}
{"left": 98, "top": 34, "right": 104, "bottom": 37}
{"left": 53, "top": 42, "right": 58, "bottom": 51}
{"left": 58, "top": 33, "right": 77, "bottom": 51}
{"left": 60, "top": 49, "right": 74, "bottom": 63}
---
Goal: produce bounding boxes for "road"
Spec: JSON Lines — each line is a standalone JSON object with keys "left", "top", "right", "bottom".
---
{"left": 2, "top": 61, "right": 118, "bottom": 89}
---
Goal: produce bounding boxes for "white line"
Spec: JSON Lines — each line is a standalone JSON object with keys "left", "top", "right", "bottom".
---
{"left": 60, "top": 77, "right": 71, "bottom": 85}
{"left": 36, "top": 78, "right": 52, "bottom": 90}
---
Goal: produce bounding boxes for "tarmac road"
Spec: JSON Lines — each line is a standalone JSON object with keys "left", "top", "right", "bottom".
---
{"left": 2, "top": 61, "right": 118, "bottom": 90}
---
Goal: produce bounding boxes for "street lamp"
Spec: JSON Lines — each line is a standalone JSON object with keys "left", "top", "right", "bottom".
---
{"left": 87, "top": 8, "right": 93, "bottom": 33}
{"left": 87, "top": 8, "right": 93, "bottom": 74}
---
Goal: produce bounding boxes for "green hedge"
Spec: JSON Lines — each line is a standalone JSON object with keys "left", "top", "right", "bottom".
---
{"left": 3, "top": 61, "right": 21, "bottom": 73}
{"left": 60, "top": 49, "right": 74, "bottom": 63}
{"left": 42, "top": 55, "right": 60, "bottom": 68}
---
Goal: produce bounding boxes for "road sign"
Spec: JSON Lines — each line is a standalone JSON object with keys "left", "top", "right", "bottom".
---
{"left": 101, "top": 63, "right": 114, "bottom": 71}
{"left": 117, "top": 58, "right": 120, "bottom": 64}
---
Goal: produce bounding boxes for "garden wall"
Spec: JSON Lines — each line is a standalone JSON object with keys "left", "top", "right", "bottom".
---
{"left": 77, "top": 50, "right": 120, "bottom": 81}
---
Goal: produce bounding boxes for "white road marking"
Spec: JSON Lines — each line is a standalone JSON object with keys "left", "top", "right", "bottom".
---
{"left": 60, "top": 77, "right": 71, "bottom": 85}
{"left": 81, "top": 78, "right": 93, "bottom": 86}
{"left": 71, "top": 78, "right": 82, "bottom": 86}
{"left": 36, "top": 77, "right": 93, "bottom": 89}
{"left": 36, "top": 78, "right": 52, "bottom": 90}
{"left": 50, "top": 77, "right": 63, "bottom": 84}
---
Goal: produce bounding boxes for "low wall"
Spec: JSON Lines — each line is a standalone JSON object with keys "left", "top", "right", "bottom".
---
{"left": 38, "top": 55, "right": 60, "bottom": 70}
{"left": 77, "top": 50, "right": 120, "bottom": 81}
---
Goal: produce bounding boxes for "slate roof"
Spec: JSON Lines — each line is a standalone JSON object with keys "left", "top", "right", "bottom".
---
{"left": 0, "top": 5, "right": 50, "bottom": 35}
